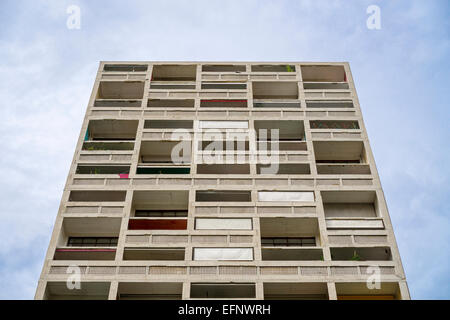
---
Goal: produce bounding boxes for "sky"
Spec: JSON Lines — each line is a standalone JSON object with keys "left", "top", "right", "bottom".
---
{"left": 0, "top": 0, "right": 449, "bottom": 299}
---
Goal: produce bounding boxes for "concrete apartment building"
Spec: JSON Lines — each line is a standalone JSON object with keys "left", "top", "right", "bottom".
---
{"left": 35, "top": 61, "right": 410, "bottom": 300}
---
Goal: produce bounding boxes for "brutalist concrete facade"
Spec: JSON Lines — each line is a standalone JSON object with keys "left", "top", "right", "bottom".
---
{"left": 35, "top": 61, "right": 409, "bottom": 300}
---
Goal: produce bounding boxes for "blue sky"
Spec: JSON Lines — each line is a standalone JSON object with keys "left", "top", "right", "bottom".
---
{"left": 0, "top": 0, "right": 448, "bottom": 299}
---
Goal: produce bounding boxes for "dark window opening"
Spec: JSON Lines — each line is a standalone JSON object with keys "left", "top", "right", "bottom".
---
{"left": 67, "top": 237, "right": 118, "bottom": 247}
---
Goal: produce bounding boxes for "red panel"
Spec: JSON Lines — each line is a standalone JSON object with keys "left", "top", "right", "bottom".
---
{"left": 128, "top": 219, "right": 187, "bottom": 230}
{"left": 55, "top": 248, "right": 116, "bottom": 252}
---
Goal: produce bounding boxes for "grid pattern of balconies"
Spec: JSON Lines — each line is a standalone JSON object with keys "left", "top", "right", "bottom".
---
{"left": 35, "top": 62, "right": 409, "bottom": 300}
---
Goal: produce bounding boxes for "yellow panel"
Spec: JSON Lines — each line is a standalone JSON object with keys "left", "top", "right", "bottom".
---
{"left": 337, "top": 295, "right": 395, "bottom": 300}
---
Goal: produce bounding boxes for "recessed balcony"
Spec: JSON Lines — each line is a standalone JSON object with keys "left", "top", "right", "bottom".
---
{"left": 253, "top": 82, "right": 298, "bottom": 100}
{"left": 190, "top": 283, "right": 256, "bottom": 299}
{"left": 152, "top": 64, "right": 196, "bottom": 81}
{"left": 44, "top": 282, "right": 110, "bottom": 300}
{"left": 97, "top": 81, "right": 144, "bottom": 99}
{"left": 336, "top": 282, "right": 402, "bottom": 300}
{"left": 264, "top": 282, "right": 329, "bottom": 300}
{"left": 117, "top": 282, "right": 182, "bottom": 300}
{"left": 314, "top": 141, "right": 371, "bottom": 175}
{"left": 53, "top": 217, "right": 121, "bottom": 261}
{"left": 322, "top": 191, "right": 384, "bottom": 230}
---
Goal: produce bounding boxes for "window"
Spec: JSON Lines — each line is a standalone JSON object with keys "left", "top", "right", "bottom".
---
{"left": 134, "top": 210, "right": 188, "bottom": 217}
{"left": 104, "top": 64, "right": 147, "bottom": 72}
{"left": 67, "top": 237, "right": 118, "bottom": 247}
{"left": 261, "top": 237, "right": 316, "bottom": 247}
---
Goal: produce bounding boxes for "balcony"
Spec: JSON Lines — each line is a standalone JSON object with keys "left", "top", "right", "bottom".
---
{"left": 152, "top": 64, "right": 197, "bottom": 81}
{"left": 314, "top": 141, "right": 371, "bottom": 175}
{"left": 255, "top": 120, "right": 306, "bottom": 152}
{"left": 137, "top": 140, "right": 191, "bottom": 174}
{"left": 53, "top": 217, "right": 121, "bottom": 261}
{"left": 322, "top": 191, "right": 384, "bottom": 230}
{"left": 132, "top": 191, "right": 188, "bottom": 215}
{"left": 301, "top": 65, "right": 346, "bottom": 82}
{"left": 82, "top": 119, "right": 138, "bottom": 151}
{"left": 44, "top": 282, "right": 110, "bottom": 300}
{"left": 129, "top": 190, "right": 188, "bottom": 230}
{"left": 264, "top": 283, "right": 328, "bottom": 300}
{"left": 117, "top": 282, "right": 182, "bottom": 300}
{"left": 190, "top": 283, "right": 256, "bottom": 299}
{"left": 336, "top": 282, "right": 402, "bottom": 300}
{"left": 252, "top": 82, "right": 298, "bottom": 100}
{"left": 260, "top": 217, "right": 322, "bottom": 261}
{"left": 97, "top": 81, "right": 144, "bottom": 99}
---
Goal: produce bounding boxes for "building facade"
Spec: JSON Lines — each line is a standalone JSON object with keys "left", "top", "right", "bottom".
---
{"left": 35, "top": 61, "right": 409, "bottom": 300}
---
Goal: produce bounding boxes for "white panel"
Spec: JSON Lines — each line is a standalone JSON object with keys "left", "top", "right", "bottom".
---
{"left": 326, "top": 219, "right": 384, "bottom": 229}
{"left": 199, "top": 121, "right": 249, "bottom": 129}
{"left": 193, "top": 248, "right": 253, "bottom": 260}
{"left": 258, "top": 191, "right": 314, "bottom": 202}
{"left": 196, "top": 218, "right": 252, "bottom": 230}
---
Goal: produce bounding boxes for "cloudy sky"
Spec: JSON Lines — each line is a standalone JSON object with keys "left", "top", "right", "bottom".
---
{"left": 0, "top": 0, "right": 448, "bottom": 299}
